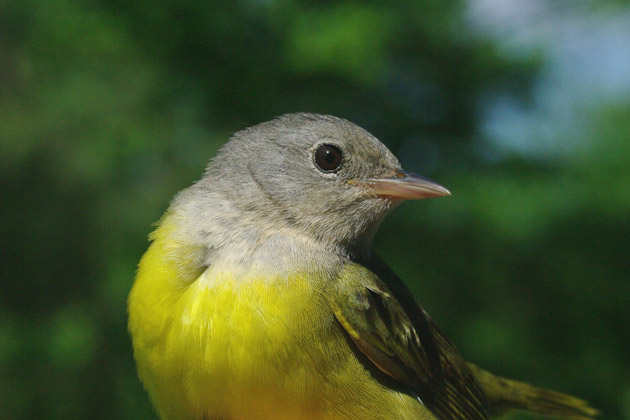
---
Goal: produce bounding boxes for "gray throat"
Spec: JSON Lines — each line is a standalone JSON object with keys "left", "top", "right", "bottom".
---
{"left": 168, "top": 180, "right": 391, "bottom": 272}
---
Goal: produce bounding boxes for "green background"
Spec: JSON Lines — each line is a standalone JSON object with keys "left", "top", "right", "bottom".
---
{"left": 1, "top": 0, "right": 628, "bottom": 419}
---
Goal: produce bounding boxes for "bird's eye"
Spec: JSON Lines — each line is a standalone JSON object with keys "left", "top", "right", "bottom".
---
{"left": 314, "top": 144, "right": 343, "bottom": 173}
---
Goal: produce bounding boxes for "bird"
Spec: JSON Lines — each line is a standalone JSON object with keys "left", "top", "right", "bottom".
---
{"left": 128, "top": 113, "right": 598, "bottom": 420}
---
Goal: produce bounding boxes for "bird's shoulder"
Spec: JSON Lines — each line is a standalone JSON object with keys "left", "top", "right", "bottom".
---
{"left": 328, "top": 255, "right": 489, "bottom": 420}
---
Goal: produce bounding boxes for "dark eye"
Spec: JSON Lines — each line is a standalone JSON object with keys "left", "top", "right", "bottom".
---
{"left": 314, "top": 144, "right": 343, "bottom": 173}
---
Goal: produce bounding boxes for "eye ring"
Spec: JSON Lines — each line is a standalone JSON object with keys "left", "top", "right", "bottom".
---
{"left": 313, "top": 144, "right": 343, "bottom": 173}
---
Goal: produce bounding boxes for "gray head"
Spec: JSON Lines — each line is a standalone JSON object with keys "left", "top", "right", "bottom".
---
{"left": 173, "top": 113, "right": 449, "bottom": 260}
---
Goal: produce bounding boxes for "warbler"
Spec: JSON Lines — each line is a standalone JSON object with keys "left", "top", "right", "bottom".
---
{"left": 128, "top": 113, "right": 597, "bottom": 420}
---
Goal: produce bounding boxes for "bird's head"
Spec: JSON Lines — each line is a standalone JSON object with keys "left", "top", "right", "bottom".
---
{"left": 179, "top": 113, "right": 449, "bottom": 259}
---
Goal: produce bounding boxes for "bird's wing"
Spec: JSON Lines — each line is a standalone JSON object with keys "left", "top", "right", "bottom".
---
{"left": 328, "top": 255, "right": 488, "bottom": 420}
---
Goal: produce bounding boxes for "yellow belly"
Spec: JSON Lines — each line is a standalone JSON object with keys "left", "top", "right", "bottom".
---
{"left": 128, "top": 225, "right": 432, "bottom": 420}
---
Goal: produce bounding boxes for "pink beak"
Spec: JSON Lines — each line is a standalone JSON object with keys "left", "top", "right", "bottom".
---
{"left": 350, "top": 170, "right": 450, "bottom": 200}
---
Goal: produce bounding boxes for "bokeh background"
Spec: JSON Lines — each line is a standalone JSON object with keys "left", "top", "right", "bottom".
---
{"left": 1, "top": 0, "right": 629, "bottom": 418}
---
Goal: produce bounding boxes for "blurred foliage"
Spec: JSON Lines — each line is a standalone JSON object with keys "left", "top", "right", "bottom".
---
{"left": 1, "top": 0, "right": 628, "bottom": 419}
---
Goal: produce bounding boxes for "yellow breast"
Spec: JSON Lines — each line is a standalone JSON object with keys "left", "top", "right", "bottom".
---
{"left": 128, "top": 218, "right": 432, "bottom": 420}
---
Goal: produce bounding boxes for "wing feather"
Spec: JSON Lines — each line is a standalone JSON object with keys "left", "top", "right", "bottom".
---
{"left": 329, "top": 257, "right": 489, "bottom": 420}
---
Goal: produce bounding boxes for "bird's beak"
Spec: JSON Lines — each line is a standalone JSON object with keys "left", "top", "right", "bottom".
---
{"left": 349, "top": 170, "right": 450, "bottom": 200}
